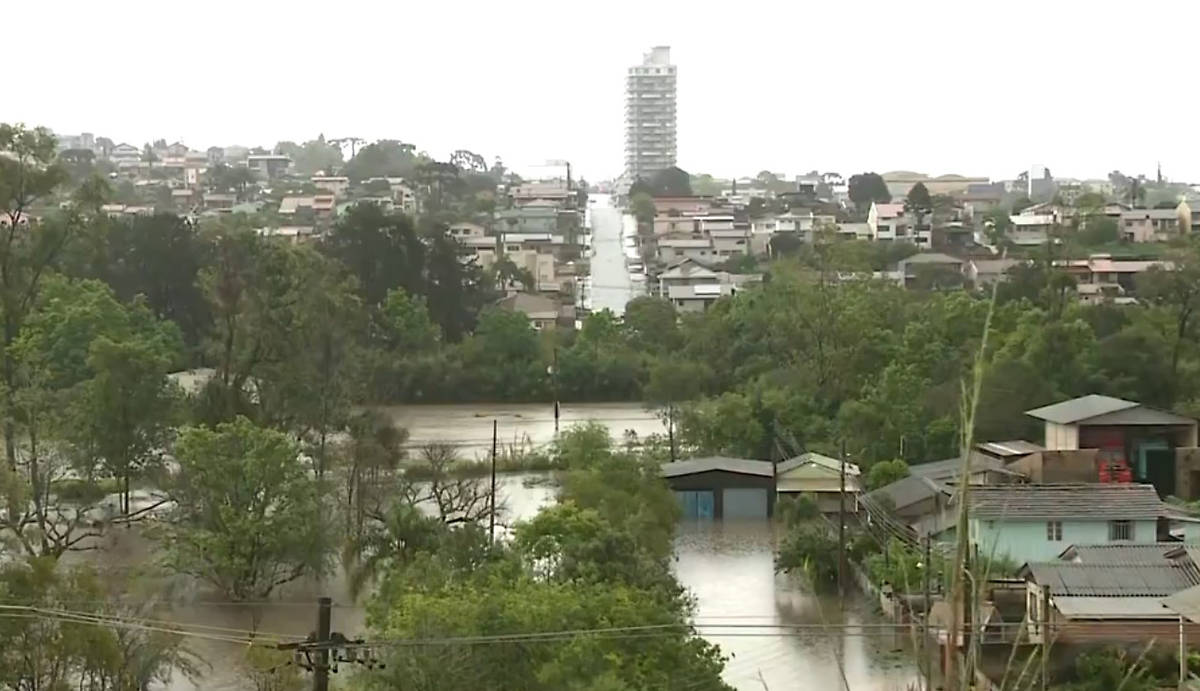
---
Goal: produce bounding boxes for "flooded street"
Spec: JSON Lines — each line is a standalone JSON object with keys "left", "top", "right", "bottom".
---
{"left": 144, "top": 471, "right": 915, "bottom": 690}
{"left": 583, "top": 193, "right": 638, "bottom": 315}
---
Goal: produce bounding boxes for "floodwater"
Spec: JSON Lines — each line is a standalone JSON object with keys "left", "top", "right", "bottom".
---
{"left": 583, "top": 193, "right": 638, "bottom": 315}
{"left": 376, "top": 401, "right": 665, "bottom": 458}
{"left": 136, "top": 470, "right": 916, "bottom": 690}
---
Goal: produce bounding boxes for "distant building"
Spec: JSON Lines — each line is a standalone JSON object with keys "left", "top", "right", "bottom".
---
{"left": 657, "top": 257, "right": 760, "bottom": 312}
{"left": 311, "top": 176, "right": 350, "bottom": 196}
{"left": 625, "top": 46, "right": 677, "bottom": 181}
{"left": 867, "top": 202, "right": 912, "bottom": 243}
{"left": 1120, "top": 208, "right": 1183, "bottom": 242}
{"left": 246, "top": 154, "right": 291, "bottom": 180}
{"left": 496, "top": 292, "right": 565, "bottom": 330}
{"left": 881, "top": 171, "right": 989, "bottom": 199}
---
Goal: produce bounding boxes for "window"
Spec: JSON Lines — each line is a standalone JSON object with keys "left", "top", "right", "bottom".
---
{"left": 1046, "top": 521, "right": 1063, "bottom": 541}
{"left": 1109, "top": 520, "right": 1133, "bottom": 541}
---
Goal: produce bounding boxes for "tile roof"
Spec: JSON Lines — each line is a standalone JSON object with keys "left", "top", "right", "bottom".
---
{"left": 660, "top": 456, "right": 774, "bottom": 478}
{"left": 1025, "top": 562, "right": 1200, "bottom": 597}
{"left": 1054, "top": 595, "right": 1174, "bottom": 619}
{"left": 1024, "top": 394, "right": 1139, "bottom": 424}
{"left": 965, "top": 483, "right": 1163, "bottom": 520}
{"left": 1163, "top": 583, "right": 1200, "bottom": 622}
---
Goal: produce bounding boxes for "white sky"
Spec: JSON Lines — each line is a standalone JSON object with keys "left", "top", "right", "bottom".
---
{"left": 11, "top": 0, "right": 1200, "bottom": 183}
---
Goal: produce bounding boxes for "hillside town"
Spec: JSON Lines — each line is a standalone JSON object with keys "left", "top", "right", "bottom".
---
{"left": 7, "top": 31, "right": 1200, "bottom": 691}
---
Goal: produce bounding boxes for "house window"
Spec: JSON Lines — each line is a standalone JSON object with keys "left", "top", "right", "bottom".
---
{"left": 1046, "top": 521, "right": 1063, "bottom": 541}
{"left": 1109, "top": 520, "right": 1133, "bottom": 541}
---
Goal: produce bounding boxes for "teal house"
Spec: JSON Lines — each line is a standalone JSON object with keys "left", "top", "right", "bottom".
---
{"left": 938, "top": 483, "right": 1166, "bottom": 565}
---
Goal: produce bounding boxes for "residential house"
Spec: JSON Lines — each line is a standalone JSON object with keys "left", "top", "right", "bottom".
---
{"left": 1120, "top": 208, "right": 1182, "bottom": 242}
{"left": 279, "top": 195, "right": 336, "bottom": 224}
{"left": 657, "top": 257, "right": 760, "bottom": 312}
{"left": 967, "top": 258, "right": 1022, "bottom": 288}
{"left": 202, "top": 193, "right": 237, "bottom": 211}
{"left": 909, "top": 453, "right": 1021, "bottom": 486}
{"left": 1007, "top": 214, "right": 1054, "bottom": 246}
{"left": 460, "top": 236, "right": 499, "bottom": 269}
{"left": 775, "top": 452, "right": 861, "bottom": 514}
{"left": 961, "top": 183, "right": 1005, "bottom": 217}
{"left": 500, "top": 233, "right": 562, "bottom": 292}
{"left": 896, "top": 252, "right": 965, "bottom": 288}
{"left": 867, "top": 202, "right": 911, "bottom": 242}
{"left": 495, "top": 292, "right": 566, "bottom": 330}
{"left": 311, "top": 176, "right": 350, "bottom": 196}
{"left": 867, "top": 475, "right": 952, "bottom": 528}
{"left": 661, "top": 457, "right": 776, "bottom": 519}
{"left": 109, "top": 143, "right": 141, "bottom": 169}
{"left": 1023, "top": 546, "right": 1200, "bottom": 644}
{"left": 246, "top": 154, "right": 291, "bottom": 180}
{"left": 656, "top": 234, "right": 717, "bottom": 264}
{"left": 1055, "top": 255, "right": 1171, "bottom": 304}
{"left": 170, "top": 188, "right": 198, "bottom": 209}
{"left": 836, "top": 222, "right": 872, "bottom": 241}
{"left": 496, "top": 206, "right": 558, "bottom": 235}
{"left": 651, "top": 196, "right": 717, "bottom": 215}
{"left": 510, "top": 181, "right": 572, "bottom": 205}
{"left": 1012, "top": 394, "right": 1200, "bottom": 498}
{"left": 449, "top": 222, "right": 487, "bottom": 239}
{"left": 256, "top": 226, "right": 317, "bottom": 244}
{"left": 947, "top": 483, "right": 1168, "bottom": 565}
{"left": 387, "top": 178, "right": 419, "bottom": 214}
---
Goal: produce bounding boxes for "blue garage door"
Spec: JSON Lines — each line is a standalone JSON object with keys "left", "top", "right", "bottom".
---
{"left": 676, "top": 490, "right": 715, "bottom": 520}
{"left": 723, "top": 488, "right": 768, "bottom": 519}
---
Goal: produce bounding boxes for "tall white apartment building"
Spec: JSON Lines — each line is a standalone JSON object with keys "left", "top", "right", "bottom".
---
{"left": 624, "top": 46, "right": 677, "bottom": 182}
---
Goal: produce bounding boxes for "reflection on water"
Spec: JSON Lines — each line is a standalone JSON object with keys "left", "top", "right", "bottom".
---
{"left": 675, "top": 520, "right": 921, "bottom": 691}
{"left": 127, "top": 473, "right": 915, "bottom": 690}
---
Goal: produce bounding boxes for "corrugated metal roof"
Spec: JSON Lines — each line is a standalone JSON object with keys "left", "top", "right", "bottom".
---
{"left": 976, "top": 440, "right": 1043, "bottom": 457}
{"left": 660, "top": 457, "right": 774, "bottom": 478}
{"left": 870, "top": 475, "right": 949, "bottom": 511}
{"left": 1054, "top": 596, "right": 1174, "bottom": 619}
{"left": 967, "top": 483, "right": 1163, "bottom": 520}
{"left": 1074, "top": 406, "right": 1196, "bottom": 427}
{"left": 1059, "top": 543, "right": 1185, "bottom": 565}
{"left": 1025, "top": 395, "right": 1139, "bottom": 424}
{"left": 776, "top": 452, "right": 861, "bottom": 476}
{"left": 1163, "top": 584, "right": 1200, "bottom": 622}
{"left": 1027, "top": 562, "right": 1200, "bottom": 596}
{"left": 910, "top": 455, "right": 1001, "bottom": 481}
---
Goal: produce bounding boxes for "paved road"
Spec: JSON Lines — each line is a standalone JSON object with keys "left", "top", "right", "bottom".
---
{"left": 585, "top": 193, "right": 637, "bottom": 315}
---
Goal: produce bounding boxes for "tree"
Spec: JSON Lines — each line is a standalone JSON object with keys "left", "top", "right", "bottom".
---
{"left": 375, "top": 287, "right": 441, "bottom": 352}
{"left": 69, "top": 336, "right": 181, "bottom": 517}
{"left": 905, "top": 182, "right": 932, "bottom": 214}
{"left": 1078, "top": 215, "right": 1119, "bottom": 246}
{"left": 847, "top": 172, "right": 891, "bottom": 211}
{"left": 0, "top": 124, "right": 71, "bottom": 466}
{"left": 647, "top": 166, "right": 692, "bottom": 196}
{"left": 160, "top": 417, "right": 332, "bottom": 600}
{"left": 460, "top": 308, "right": 547, "bottom": 400}
{"left": 321, "top": 203, "right": 425, "bottom": 306}
{"left": 1137, "top": 241, "right": 1200, "bottom": 406}
{"left": 622, "top": 296, "right": 680, "bottom": 352}
{"left": 0, "top": 558, "right": 197, "bottom": 690}
{"left": 865, "top": 459, "right": 909, "bottom": 490}
{"left": 629, "top": 192, "right": 656, "bottom": 231}
{"left": 343, "top": 139, "right": 418, "bottom": 181}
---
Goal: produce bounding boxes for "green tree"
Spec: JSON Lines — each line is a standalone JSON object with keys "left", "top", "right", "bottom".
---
{"left": 321, "top": 203, "right": 425, "bottom": 306}
{"left": 629, "top": 192, "right": 656, "bottom": 231}
{"left": 905, "top": 182, "right": 932, "bottom": 213}
{"left": 865, "top": 459, "right": 910, "bottom": 490}
{"left": 69, "top": 336, "right": 181, "bottom": 517}
{"left": 847, "top": 172, "right": 891, "bottom": 211}
{"left": 1137, "top": 241, "right": 1200, "bottom": 406}
{"left": 648, "top": 166, "right": 692, "bottom": 196}
{"left": 159, "top": 417, "right": 332, "bottom": 600}
{"left": 622, "top": 296, "right": 680, "bottom": 352}
{"left": 375, "top": 287, "right": 441, "bottom": 352}
{"left": 0, "top": 124, "right": 71, "bottom": 467}
{"left": 343, "top": 139, "right": 418, "bottom": 181}
{"left": 1078, "top": 215, "right": 1118, "bottom": 245}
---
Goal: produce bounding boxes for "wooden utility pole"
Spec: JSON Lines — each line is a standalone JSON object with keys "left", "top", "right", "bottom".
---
{"left": 552, "top": 347, "right": 560, "bottom": 434}
{"left": 489, "top": 420, "right": 498, "bottom": 543}
{"left": 922, "top": 537, "right": 932, "bottom": 691}
{"left": 838, "top": 439, "right": 846, "bottom": 599}
{"left": 313, "top": 597, "right": 332, "bottom": 691}
{"left": 1041, "top": 586, "right": 1050, "bottom": 691}
{"left": 1180, "top": 615, "right": 1187, "bottom": 690}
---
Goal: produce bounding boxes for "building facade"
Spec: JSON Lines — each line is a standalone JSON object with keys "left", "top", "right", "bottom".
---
{"left": 625, "top": 46, "right": 677, "bottom": 181}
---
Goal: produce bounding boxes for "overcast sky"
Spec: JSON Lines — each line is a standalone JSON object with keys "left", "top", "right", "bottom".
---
{"left": 11, "top": 0, "right": 1200, "bottom": 183}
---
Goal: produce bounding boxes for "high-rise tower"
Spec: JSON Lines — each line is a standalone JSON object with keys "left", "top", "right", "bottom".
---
{"left": 624, "top": 46, "right": 677, "bottom": 182}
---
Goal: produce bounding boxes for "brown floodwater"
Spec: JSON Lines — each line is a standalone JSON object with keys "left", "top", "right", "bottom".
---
{"left": 120, "top": 470, "right": 919, "bottom": 690}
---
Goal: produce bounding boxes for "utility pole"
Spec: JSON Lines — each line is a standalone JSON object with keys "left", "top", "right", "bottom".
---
{"left": 1041, "top": 585, "right": 1049, "bottom": 691}
{"left": 489, "top": 419, "right": 498, "bottom": 544}
{"left": 314, "top": 597, "right": 332, "bottom": 691}
{"left": 922, "top": 537, "right": 932, "bottom": 691}
{"left": 668, "top": 403, "right": 677, "bottom": 463}
{"left": 838, "top": 439, "right": 846, "bottom": 599}
{"left": 963, "top": 544, "right": 976, "bottom": 686}
{"left": 552, "top": 347, "right": 560, "bottom": 434}
{"left": 1180, "top": 615, "right": 1187, "bottom": 690}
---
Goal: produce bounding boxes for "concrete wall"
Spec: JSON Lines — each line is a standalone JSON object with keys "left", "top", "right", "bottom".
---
{"left": 971, "top": 518, "right": 1157, "bottom": 564}
{"left": 1007, "top": 449, "right": 1098, "bottom": 483}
